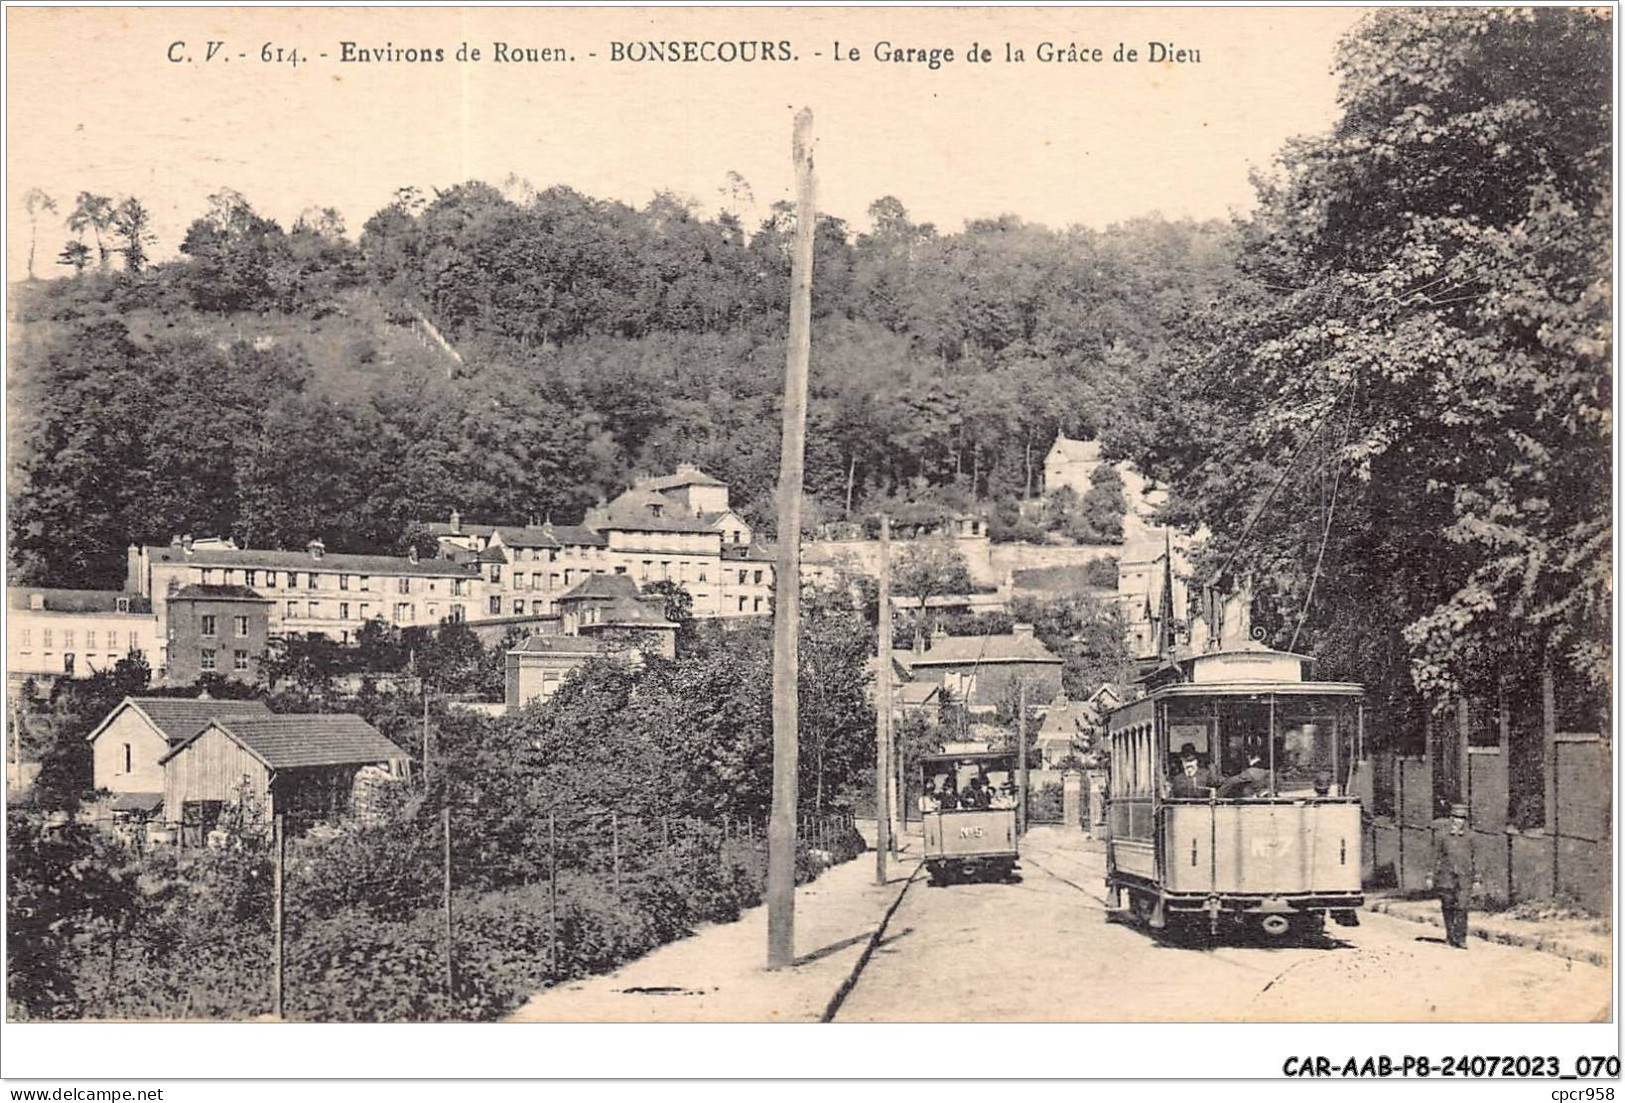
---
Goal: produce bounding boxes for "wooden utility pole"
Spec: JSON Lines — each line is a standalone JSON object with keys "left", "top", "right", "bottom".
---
{"left": 1016, "top": 680, "right": 1029, "bottom": 836}
{"left": 767, "top": 106, "right": 816, "bottom": 970}
{"left": 421, "top": 674, "right": 432, "bottom": 791}
{"left": 272, "top": 812, "right": 286, "bottom": 1019}
{"left": 875, "top": 514, "right": 893, "bottom": 885}
{"left": 547, "top": 810, "right": 559, "bottom": 976}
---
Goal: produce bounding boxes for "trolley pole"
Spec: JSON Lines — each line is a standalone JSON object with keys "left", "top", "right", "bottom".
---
{"left": 874, "top": 513, "right": 893, "bottom": 885}
{"left": 767, "top": 106, "right": 816, "bottom": 971}
{"left": 1017, "top": 680, "right": 1029, "bottom": 836}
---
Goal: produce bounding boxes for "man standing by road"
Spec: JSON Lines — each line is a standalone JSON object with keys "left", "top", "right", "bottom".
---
{"left": 1427, "top": 802, "right": 1479, "bottom": 949}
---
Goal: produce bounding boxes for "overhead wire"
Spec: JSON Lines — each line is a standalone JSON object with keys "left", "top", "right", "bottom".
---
{"left": 1289, "top": 376, "right": 1359, "bottom": 652}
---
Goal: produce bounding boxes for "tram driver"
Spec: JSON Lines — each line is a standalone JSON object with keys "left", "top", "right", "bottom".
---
{"left": 1217, "top": 754, "right": 1271, "bottom": 798}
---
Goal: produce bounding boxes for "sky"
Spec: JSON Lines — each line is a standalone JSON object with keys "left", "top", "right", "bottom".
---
{"left": 6, "top": 6, "right": 1366, "bottom": 276}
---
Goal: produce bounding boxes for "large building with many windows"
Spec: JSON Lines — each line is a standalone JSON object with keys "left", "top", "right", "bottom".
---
{"left": 127, "top": 537, "right": 482, "bottom": 643}
{"left": 163, "top": 585, "right": 273, "bottom": 685}
{"left": 424, "top": 464, "right": 773, "bottom": 619}
{"left": 7, "top": 587, "right": 162, "bottom": 689}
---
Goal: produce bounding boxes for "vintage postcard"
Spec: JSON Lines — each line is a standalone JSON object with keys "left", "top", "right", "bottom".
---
{"left": 3, "top": 2, "right": 1615, "bottom": 1085}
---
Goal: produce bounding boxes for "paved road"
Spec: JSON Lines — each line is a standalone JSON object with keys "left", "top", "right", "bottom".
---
{"left": 835, "top": 829, "right": 1611, "bottom": 1022}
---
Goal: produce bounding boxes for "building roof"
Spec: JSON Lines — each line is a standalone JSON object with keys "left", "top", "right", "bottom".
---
{"left": 897, "top": 682, "right": 942, "bottom": 706}
{"left": 424, "top": 521, "right": 609, "bottom": 550}
{"left": 87, "top": 696, "right": 274, "bottom": 746}
{"left": 723, "top": 542, "right": 777, "bottom": 563}
{"left": 139, "top": 545, "right": 478, "bottom": 578}
{"left": 169, "top": 584, "right": 270, "bottom": 603}
{"left": 1047, "top": 435, "right": 1102, "bottom": 466}
{"left": 558, "top": 573, "right": 643, "bottom": 603}
{"left": 892, "top": 633, "right": 1063, "bottom": 669}
{"left": 10, "top": 587, "right": 152, "bottom": 615}
{"left": 509, "top": 634, "right": 613, "bottom": 656}
{"left": 160, "top": 714, "right": 407, "bottom": 770}
{"left": 591, "top": 489, "right": 721, "bottom": 534}
{"left": 642, "top": 465, "right": 727, "bottom": 491}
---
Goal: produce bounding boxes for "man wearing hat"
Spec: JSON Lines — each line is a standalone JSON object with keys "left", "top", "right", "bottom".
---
{"left": 1217, "top": 753, "right": 1270, "bottom": 798}
{"left": 1170, "top": 743, "right": 1219, "bottom": 797}
{"left": 1427, "top": 802, "right": 1479, "bottom": 948}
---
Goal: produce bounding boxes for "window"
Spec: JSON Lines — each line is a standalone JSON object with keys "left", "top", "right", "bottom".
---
{"left": 308, "top": 601, "right": 319, "bottom": 619}
{"left": 286, "top": 572, "right": 298, "bottom": 589}
{"left": 127, "top": 631, "right": 138, "bottom": 651}
{"left": 245, "top": 571, "right": 257, "bottom": 588}
{"left": 116, "top": 596, "right": 131, "bottom": 613}
{"left": 754, "top": 598, "right": 763, "bottom": 613}
{"left": 427, "top": 603, "right": 439, "bottom": 620}
{"left": 340, "top": 574, "right": 350, "bottom": 591}
{"left": 451, "top": 579, "right": 466, "bottom": 597}
{"left": 122, "top": 743, "right": 132, "bottom": 774}
{"left": 307, "top": 573, "right": 319, "bottom": 590}
{"left": 86, "top": 630, "right": 97, "bottom": 651}
{"left": 201, "top": 569, "right": 215, "bottom": 584}
{"left": 233, "top": 650, "right": 249, "bottom": 672}
{"left": 739, "top": 570, "right": 748, "bottom": 585}
{"left": 733, "top": 532, "right": 742, "bottom": 544}
{"left": 234, "top": 615, "right": 249, "bottom": 637}
{"left": 20, "top": 627, "right": 30, "bottom": 649}
{"left": 286, "top": 601, "right": 298, "bottom": 618}
{"left": 613, "top": 566, "right": 626, "bottom": 575}
{"left": 449, "top": 604, "right": 464, "bottom": 622}
{"left": 754, "top": 570, "right": 763, "bottom": 585}
{"left": 360, "top": 576, "right": 371, "bottom": 592}
{"left": 42, "top": 628, "right": 53, "bottom": 649}
{"left": 394, "top": 603, "right": 412, "bottom": 624}
{"left": 738, "top": 597, "right": 747, "bottom": 612}
{"left": 339, "top": 602, "right": 350, "bottom": 620}
{"left": 552, "top": 572, "right": 562, "bottom": 587}
{"left": 200, "top": 649, "right": 216, "bottom": 672}
{"left": 487, "top": 565, "right": 501, "bottom": 584}
{"left": 359, "top": 603, "right": 371, "bottom": 620}
{"left": 698, "top": 569, "right": 708, "bottom": 583}
{"left": 532, "top": 601, "right": 545, "bottom": 615}
{"left": 64, "top": 630, "right": 75, "bottom": 650}
{"left": 63, "top": 654, "right": 75, "bottom": 675}
{"left": 489, "top": 596, "right": 502, "bottom": 615}
{"left": 512, "top": 599, "right": 525, "bottom": 615}
{"left": 399, "top": 577, "right": 412, "bottom": 594}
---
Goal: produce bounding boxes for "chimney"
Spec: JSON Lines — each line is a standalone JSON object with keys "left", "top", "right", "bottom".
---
{"left": 1012, "top": 622, "right": 1035, "bottom": 640}
{"left": 28, "top": 593, "right": 44, "bottom": 611}
{"left": 181, "top": 535, "right": 194, "bottom": 553}
{"left": 450, "top": 509, "right": 462, "bottom": 534}
{"left": 170, "top": 534, "right": 184, "bottom": 548}
{"left": 408, "top": 545, "right": 419, "bottom": 564}
{"left": 307, "top": 538, "right": 325, "bottom": 560}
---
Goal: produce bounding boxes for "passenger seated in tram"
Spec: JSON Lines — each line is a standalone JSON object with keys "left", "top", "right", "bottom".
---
{"left": 990, "top": 775, "right": 1017, "bottom": 809}
{"left": 1169, "top": 743, "right": 1219, "bottom": 797}
{"left": 961, "top": 775, "right": 993, "bottom": 810}
{"left": 932, "top": 777, "right": 960, "bottom": 811}
{"left": 1217, "top": 754, "right": 1270, "bottom": 798}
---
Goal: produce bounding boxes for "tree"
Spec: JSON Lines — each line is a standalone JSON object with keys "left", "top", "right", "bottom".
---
{"left": 110, "top": 197, "right": 156, "bottom": 273}
{"left": 56, "top": 240, "right": 91, "bottom": 276}
{"left": 22, "top": 187, "right": 57, "bottom": 280}
{"left": 1135, "top": 8, "right": 1610, "bottom": 738}
{"left": 893, "top": 538, "right": 976, "bottom": 638}
{"left": 66, "top": 192, "right": 115, "bottom": 271}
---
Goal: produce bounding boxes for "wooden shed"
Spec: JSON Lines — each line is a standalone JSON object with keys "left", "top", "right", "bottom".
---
{"left": 159, "top": 713, "right": 408, "bottom": 837}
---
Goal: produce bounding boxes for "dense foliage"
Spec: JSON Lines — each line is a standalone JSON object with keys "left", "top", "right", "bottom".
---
{"left": 11, "top": 181, "right": 1229, "bottom": 589}
{"left": 1131, "top": 9, "right": 1611, "bottom": 739}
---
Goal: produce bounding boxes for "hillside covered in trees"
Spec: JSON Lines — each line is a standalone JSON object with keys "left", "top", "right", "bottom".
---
{"left": 10, "top": 181, "right": 1230, "bottom": 591}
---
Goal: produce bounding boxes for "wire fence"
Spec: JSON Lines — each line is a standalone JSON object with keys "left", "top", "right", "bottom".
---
{"left": 22, "top": 801, "right": 863, "bottom": 1022}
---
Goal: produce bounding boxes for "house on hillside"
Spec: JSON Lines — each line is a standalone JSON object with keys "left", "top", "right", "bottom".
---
{"left": 86, "top": 695, "right": 274, "bottom": 805}
{"left": 1034, "top": 684, "right": 1123, "bottom": 768}
{"left": 1044, "top": 434, "right": 1102, "bottom": 497}
{"left": 505, "top": 574, "right": 679, "bottom": 710}
{"left": 159, "top": 713, "right": 408, "bottom": 836}
{"left": 890, "top": 624, "right": 1063, "bottom": 715}
{"left": 163, "top": 585, "right": 273, "bottom": 685}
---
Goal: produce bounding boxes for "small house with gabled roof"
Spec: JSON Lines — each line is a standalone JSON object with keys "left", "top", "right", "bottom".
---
{"left": 891, "top": 624, "right": 1064, "bottom": 714}
{"left": 159, "top": 713, "right": 407, "bottom": 832}
{"left": 86, "top": 695, "right": 274, "bottom": 800}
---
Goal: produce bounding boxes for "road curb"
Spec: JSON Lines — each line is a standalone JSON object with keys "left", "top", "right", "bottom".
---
{"left": 819, "top": 855, "right": 921, "bottom": 1023}
{"left": 1364, "top": 899, "right": 1609, "bottom": 968}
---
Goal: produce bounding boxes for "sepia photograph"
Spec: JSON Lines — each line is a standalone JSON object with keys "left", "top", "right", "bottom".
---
{"left": 1, "top": 1, "right": 1615, "bottom": 1085}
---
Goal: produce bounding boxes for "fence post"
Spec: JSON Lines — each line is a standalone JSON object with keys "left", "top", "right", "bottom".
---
{"left": 548, "top": 810, "right": 558, "bottom": 978}
{"left": 272, "top": 812, "right": 285, "bottom": 1020}
{"left": 610, "top": 810, "right": 621, "bottom": 895}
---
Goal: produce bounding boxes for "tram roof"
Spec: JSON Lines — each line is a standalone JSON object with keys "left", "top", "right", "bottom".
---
{"left": 1150, "top": 680, "right": 1365, "bottom": 698}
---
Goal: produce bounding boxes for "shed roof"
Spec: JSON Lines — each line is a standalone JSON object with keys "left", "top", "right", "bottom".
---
{"left": 169, "top": 584, "right": 270, "bottom": 602}
{"left": 161, "top": 714, "right": 407, "bottom": 770}
{"left": 87, "top": 696, "right": 274, "bottom": 746}
{"left": 509, "top": 634, "right": 612, "bottom": 656}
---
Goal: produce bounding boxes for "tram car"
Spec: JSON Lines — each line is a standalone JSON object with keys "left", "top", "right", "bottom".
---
{"left": 919, "top": 750, "right": 1020, "bottom": 885}
{"left": 1103, "top": 643, "right": 1365, "bottom": 939}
